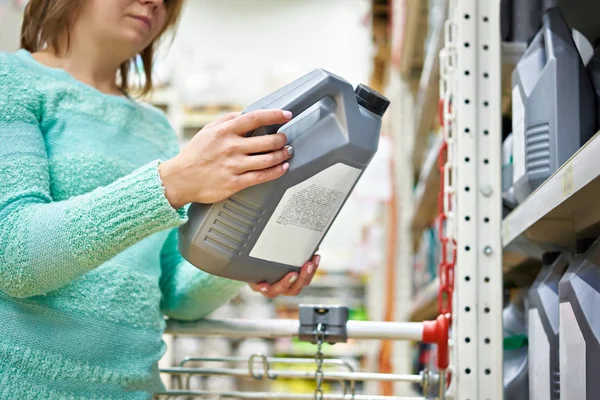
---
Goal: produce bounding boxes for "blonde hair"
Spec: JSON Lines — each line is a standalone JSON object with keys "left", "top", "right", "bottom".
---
{"left": 20, "top": 0, "right": 184, "bottom": 96}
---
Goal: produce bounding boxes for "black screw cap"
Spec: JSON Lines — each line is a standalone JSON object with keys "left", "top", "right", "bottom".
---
{"left": 355, "top": 84, "right": 390, "bottom": 117}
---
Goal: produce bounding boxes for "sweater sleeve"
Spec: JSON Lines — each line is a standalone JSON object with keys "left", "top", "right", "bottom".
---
{"left": 0, "top": 75, "right": 188, "bottom": 299}
{"left": 159, "top": 228, "right": 246, "bottom": 320}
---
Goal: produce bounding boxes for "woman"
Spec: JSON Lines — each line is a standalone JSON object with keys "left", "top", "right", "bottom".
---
{"left": 0, "top": 0, "right": 320, "bottom": 398}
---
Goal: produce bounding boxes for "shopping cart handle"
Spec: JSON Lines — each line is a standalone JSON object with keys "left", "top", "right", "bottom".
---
{"left": 422, "top": 314, "right": 450, "bottom": 370}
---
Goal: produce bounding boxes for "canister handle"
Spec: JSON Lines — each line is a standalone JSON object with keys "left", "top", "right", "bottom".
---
{"left": 243, "top": 69, "right": 348, "bottom": 137}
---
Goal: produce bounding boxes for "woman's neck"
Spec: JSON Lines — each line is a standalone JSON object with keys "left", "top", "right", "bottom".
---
{"left": 33, "top": 34, "right": 129, "bottom": 97}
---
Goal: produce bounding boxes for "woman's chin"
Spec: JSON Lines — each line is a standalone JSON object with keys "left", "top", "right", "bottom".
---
{"left": 122, "top": 31, "right": 153, "bottom": 54}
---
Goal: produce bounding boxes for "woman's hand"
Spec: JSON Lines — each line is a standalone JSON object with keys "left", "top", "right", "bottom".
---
{"left": 159, "top": 109, "right": 294, "bottom": 209}
{"left": 249, "top": 254, "right": 321, "bottom": 298}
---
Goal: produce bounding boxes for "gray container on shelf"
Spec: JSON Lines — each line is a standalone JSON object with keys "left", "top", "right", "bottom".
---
{"left": 587, "top": 46, "right": 600, "bottom": 130}
{"left": 528, "top": 251, "right": 571, "bottom": 400}
{"left": 544, "top": 0, "right": 600, "bottom": 46}
{"left": 178, "top": 68, "right": 390, "bottom": 284}
{"left": 559, "top": 238, "right": 600, "bottom": 400}
{"left": 502, "top": 132, "right": 517, "bottom": 210}
{"left": 511, "top": 7, "right": 596, "bottom": 204}
{"left": 504, "top": 289, "right": 529, "bottom": 400}
{"left": 513, "top": 0, "right": 543, "bottom": 43}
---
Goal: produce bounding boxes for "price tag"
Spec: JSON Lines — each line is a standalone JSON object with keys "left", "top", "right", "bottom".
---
{"left": 562, "top": 163, "right": 574, "bottom": 197}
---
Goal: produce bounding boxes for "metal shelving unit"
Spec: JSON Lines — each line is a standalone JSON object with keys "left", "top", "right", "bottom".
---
{"left": 407, "top": 39, "right": 527, "bottom": 328}
{"left": 409, "top": 41, "right": 525, "bottom": 249}
{"left": 451, "top": 1, "right": 504, "bottom": 397}
{"left": 401, "top": 1, "right": 600, "bottom": 399}
{"left": 503, "top": 131, "right": 600, "bottom": 268}
{"left": 397, "top": 0, "right": 505, "bottom": 398}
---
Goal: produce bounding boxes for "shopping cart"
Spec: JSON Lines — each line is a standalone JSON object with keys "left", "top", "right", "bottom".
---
{"left": 154, "top": 305, "right": 449, "bottom": 400}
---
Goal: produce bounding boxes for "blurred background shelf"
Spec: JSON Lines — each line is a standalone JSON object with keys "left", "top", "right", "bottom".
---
{"left": 274, "top": 340, "right": 369, "bottom": 359}
{"left": 411, "top": 134, "right": 443, "bottom": 249}
{"left": 408, "top": 279, "right": 439, "bottom": 322}
{"left": 411, "top": 1, "right": 447, "bottom": 175}
{"left": 397, "top": 0, "right": 431, "bottom": 83}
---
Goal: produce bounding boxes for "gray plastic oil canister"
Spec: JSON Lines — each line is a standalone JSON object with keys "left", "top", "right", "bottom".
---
{"left": 587, "top": 46, "right": 600, "bottom": 130}
{"left": 559, "top": 238, "right": 600, "bottom": 400}
{"left": 178, "top": 69, "right": 390, "bottom": 284}
{"left": 513, "top": 0, "right": 543, "bottom": 43}
{"left": 502, "top": 133, "right": 517, "bottom": 212}
{"left": 504, "top": 289, "right": 529, "bottom": 400}
{"left": 544, "top": 0, "right": 600, "bottom": 46}
{"left": 528, "top": 252, "right": 571, "bottom": 400}
{"left": 511, "top": 7, "right": 596, "bottom": 204}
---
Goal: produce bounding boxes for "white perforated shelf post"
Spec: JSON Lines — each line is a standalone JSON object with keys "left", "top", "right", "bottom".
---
{"left": 451, "top": 0, "right": 504, "bottom": 399}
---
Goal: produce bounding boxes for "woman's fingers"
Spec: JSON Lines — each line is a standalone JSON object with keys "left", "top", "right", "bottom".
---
{"left": 241, "top": 146, "right": 293, "bottom": 172}
{"left": 283, "top": 262, "right": 313, "bottom": 296}
{"left": 249, "top": 282, "right": 269, "bottom": 293}
{"left": 239, "top": 132, "right": 288, "bottom": 154}
{"left": 259, "top": 272, "right": 299, "bottom": 299}
{"left": 235, "top": 162, "right": 290, "bottom": 191}
{"left": 223, "top": 109, "right": 292, "bottom": 136}
{"left": 251, "top": 255, "right": 320, "bottom": 298}
{"left": 308, "top": 255, "right": 320, "bottom": 284}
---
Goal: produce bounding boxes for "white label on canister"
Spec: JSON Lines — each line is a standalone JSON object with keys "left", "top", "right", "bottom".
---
{"left": 512, "top": 85, "right": 526, "bottom": 183}
{"left": 250, "top": 163, "right": 361, "bottom": 267}
{"left": 528, "top": 308, "right": 550, "bottom": 400}
{"left": 559, "top": 302, "right": 586, "bottom": 400}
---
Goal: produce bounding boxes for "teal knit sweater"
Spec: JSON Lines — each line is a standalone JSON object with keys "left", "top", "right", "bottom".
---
{"left": 0, "top": 50, "right": 246, "bottom": 399}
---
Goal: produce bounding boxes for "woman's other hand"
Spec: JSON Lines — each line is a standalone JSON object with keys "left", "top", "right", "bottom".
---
{"left": 249, "top": 254, "right": 321, "bottom": 298}
{"left": 159, "top": 109, "right": 294, "bottom": 209}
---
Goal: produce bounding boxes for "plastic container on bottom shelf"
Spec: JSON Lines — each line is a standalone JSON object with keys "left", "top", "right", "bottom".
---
{"left": 511, "top": 7, "right": 596, "bottom": 204}
{"left": 559, "top": 238, "right": 600, "bottom": 400}
{"left": 504, "top": 289, "right": 529, "bottom": 400}
{"left": 528, "top": 251, "right": 571, "bottom": 400}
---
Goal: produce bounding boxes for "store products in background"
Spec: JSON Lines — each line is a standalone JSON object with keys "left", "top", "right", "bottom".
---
{"left": 544, "top": 0, "right": 600, "bottom": 46}
{"left": 528, "top": 252, "right": 571, "bottom": 400}
{"left": 179, "top": 69, "right": 390, "bottom": 285}
{"left": 349, "top": 223, "right": 385, "bottom": 277}
{"left": 502, "top": 0, "right": 544, "bottom": 43}
{"left": 504, "top": 289, "right": 529, "bottom": 400}
{"left": 412, "top": 226, "right": 439, "bottom": 295}
{"left": 501, "top": 132, "right": 516, "bottom": 214}
{"left": 424, "top": 0, "right": 446, "bottom": 54}
{"left": 500, "top": 0, "right": 600, "bottom": 44}
{"left": 559, "top": 238, "right": 600, "bottom": 400}
{"left": 511, "top": 7, "right": 596, "bottom": 204}
{"left": 587, "top": 46, "right": 600, "bottom": 130}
